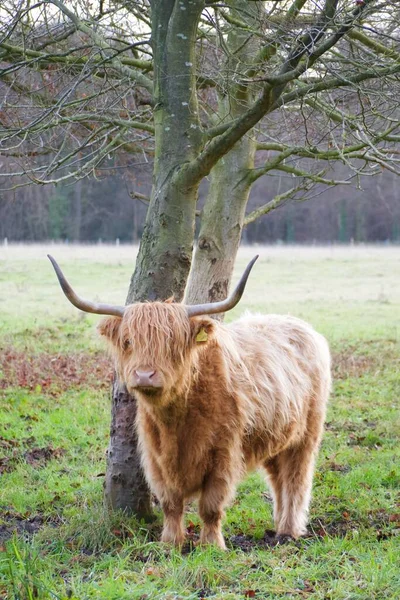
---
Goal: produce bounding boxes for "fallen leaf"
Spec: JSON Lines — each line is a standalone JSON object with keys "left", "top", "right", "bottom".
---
{"left": 389, "top": 514, "right": 400, "bottom": 523}
{"left": 112, "top": 529, "right": 122, "bottom": 537}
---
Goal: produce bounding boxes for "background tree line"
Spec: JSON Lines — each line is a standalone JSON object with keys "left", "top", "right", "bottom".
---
{"left": 1, "top": 161, "right": 399, "bottom": 243}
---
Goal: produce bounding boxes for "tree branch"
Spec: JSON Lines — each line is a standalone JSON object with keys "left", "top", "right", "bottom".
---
{"left": 274, "top": 62, "right": 400, "bottom": 110}
{"left": 243, "top": 184, "right": 307, "bottom": 226}
{"left": 0, "top": 40, "right": 153, "bottom": 72}
{"left": 43, "top": 0, "right": 153, "bottom": 92}
{"left": 347, "top": 28, "right": 400, "bottom": 62}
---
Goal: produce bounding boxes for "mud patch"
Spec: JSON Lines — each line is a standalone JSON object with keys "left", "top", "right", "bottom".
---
{"left": 227, "top": 509, "right": 400, "bottom": 551}
{"left": 0, "top": 444, "right": 66, "bottom": 474}
{"left": 326, "top": 461, "right": 351, "bottom": 473}
{"left": 229, "top": 530, "right": 295, "bottom": 552}
{"left": 0, "top": 456, "right": 15, "bottom": 475}
{"left": 24, "top": 446, "right": 66, "bottom": 466}
{"left": 0, "top": 509, "right": 62, "bottom": 543}
{"left": 0, "top": 347, "right": 112, "bottom": 394}
{"left": 309, "top": 509, "right": 400, "bottom": 541}
{"left": 308, "top": 518, "right": 358, "bottom": 539}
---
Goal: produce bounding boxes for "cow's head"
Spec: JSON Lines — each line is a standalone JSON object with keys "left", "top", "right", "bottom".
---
{"left": 48, "top": 254, "right": 258, "bottom": 404}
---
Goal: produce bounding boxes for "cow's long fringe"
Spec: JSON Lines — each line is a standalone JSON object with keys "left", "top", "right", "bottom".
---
{"left": 113, "top": 302, "right": 193, "bottom": 393}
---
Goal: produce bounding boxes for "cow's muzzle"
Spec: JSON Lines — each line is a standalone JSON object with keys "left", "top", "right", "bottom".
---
{"left": 133, "top": 369, "right": 162, "bottom": 389}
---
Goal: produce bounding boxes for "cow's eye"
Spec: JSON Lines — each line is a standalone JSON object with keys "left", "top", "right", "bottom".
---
{"left": 123, "top": 339, "right": 132, "bottom": 350}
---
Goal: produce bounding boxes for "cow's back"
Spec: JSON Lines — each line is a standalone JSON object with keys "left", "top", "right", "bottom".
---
{"left": 220, "top": 314, "right": 331, "bottom": 466}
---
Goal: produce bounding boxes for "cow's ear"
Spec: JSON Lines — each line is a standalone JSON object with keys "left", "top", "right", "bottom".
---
{"left": 98, "top": 316, "right": 122, "bottom": 344}
{"left": 190, "top": 317, "right": 215, "bottom": 345}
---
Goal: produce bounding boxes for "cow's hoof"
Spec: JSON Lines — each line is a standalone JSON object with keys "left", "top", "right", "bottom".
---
{"left": 199, "top": 530, "right": 227, "bottom": 550}
{"left": 161, "top": 531, "right": 185, "bottom": 546}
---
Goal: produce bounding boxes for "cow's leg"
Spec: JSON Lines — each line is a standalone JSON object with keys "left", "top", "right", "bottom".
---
{"left": 160, "top": 495, "right": 185, "bottom": 545}
{"left": 273, "top": 441, "right": 318, "bottom": 539}
{"left": 198, "top": 455, "right": 238, "bottom": 549}
{"left": 143, "top": 453, "right": 185, "bottom": 545}
{"left": 263, "top": 456, "right": 284, "bottom": 531}
{"left": 198, "top": 480, "right": 229, "bottom": 549}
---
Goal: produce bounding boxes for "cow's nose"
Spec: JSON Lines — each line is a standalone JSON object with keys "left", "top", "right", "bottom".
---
{"left": 135, "top": 369, "right": 156, "bottom": 387}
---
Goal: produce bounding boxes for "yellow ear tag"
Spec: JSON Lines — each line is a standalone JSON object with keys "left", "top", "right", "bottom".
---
{"left": 196, "top": 328, "right": 208, "bottom": 343}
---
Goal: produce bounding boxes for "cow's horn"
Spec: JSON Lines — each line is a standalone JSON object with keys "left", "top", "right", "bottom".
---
{"left": 48, "top": 255, "right": 125, "bottom": 317}
{"left": 186, "top": 255, "right": 258, "bottom": 317}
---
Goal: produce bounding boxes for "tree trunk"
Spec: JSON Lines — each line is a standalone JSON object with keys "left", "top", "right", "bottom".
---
{"left": 185, "top": 135, "right": 256, "bottom": 309}
{"left": 185, "top": 0, "right": 259, "bottom": 308}
{"left": 104, "top": 0, "right": 205, "bottom": 516}
{"left": 104, "top": 379, "right": 152, "bottom": 516}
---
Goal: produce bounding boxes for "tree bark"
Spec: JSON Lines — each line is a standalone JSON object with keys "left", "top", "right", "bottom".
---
{"left": 105, "top": 379, "right": 152, "bottom": 517}
{"left": 104, "top": 0, "right": 205, "bottom": 516}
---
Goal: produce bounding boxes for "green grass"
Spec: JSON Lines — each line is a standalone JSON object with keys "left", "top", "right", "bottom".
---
{"left": 1, "top": 244, "right": 399, "bottom": 599}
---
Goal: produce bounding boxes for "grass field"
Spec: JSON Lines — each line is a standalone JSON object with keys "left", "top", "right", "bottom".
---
{"left": 0, "top": 244, "right": 399, "bottom": 599}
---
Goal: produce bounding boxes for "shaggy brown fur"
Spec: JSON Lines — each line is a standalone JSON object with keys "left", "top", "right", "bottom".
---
{"left": 99, "top": 304, "right": 331, "bottom": 549}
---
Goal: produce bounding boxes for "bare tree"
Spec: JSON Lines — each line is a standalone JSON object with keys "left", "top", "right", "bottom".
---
{"left": 1, "top": 0, "right": 399, "bottom": 516}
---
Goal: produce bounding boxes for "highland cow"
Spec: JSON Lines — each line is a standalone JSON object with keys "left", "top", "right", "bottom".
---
{"left": 49, "top": 255, "right": 331, "bottom": 549}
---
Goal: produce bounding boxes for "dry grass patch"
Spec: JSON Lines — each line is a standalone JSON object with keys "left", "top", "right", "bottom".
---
{"left": 332, "top": 339, "right": 399, "bottom": 379}
{"left": 0, "top": 347, "right": 112, "bottom": 394}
